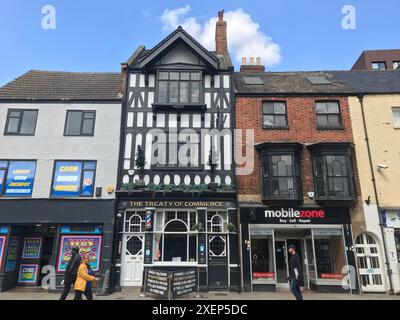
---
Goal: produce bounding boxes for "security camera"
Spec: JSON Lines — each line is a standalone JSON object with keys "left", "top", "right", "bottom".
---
{"left": 377, "top": 164, "right": 388, "bottom": 171}
{"left": 116, "top": 213, "right": 122, "bottom": 218}
{"left": 307, "top": 192, "right": 315, "bottom": 200}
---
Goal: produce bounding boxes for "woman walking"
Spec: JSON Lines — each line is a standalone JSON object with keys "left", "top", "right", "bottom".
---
{"left": 74, "top": 254, "right": 100, "bottom": 300}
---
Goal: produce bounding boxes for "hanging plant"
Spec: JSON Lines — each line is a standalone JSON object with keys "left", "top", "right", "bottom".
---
{"left": 227, "top": 222, "right": 237, "bottom": 233}
{"left": 192, "top": 222, "right": 204, "bottom": 232}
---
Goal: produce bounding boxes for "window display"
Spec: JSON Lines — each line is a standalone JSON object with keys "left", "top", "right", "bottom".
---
{"left": 313, "top": 230, "right": 346, "bottom": 280}
{"left": 251, "top": 235, "right": 275, "bottom": 283}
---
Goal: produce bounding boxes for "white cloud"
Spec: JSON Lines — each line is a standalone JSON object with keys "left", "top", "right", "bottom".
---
{"left": 160, "top": 6, "right": 281, "bottom": 67}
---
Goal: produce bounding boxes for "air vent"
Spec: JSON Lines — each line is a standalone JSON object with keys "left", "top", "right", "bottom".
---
{"left": 306, "top": 76, "right": 332, "bottom": 85}
{"left": 243, "top": 76, "right": 264, "bottom": 85}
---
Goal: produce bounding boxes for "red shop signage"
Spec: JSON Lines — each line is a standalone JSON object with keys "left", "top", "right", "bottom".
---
{"left": 253, "top": 272, "right": 275, "bottom": 278}
{"left": 321, "top": 273, "right": 344, "bottom": 279}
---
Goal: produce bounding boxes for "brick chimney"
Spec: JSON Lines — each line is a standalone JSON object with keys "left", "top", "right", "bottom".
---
{"left": 215, "top": 10, "right": 228, "bottom": 55}
{"left": 240, "top": 57, "right": 265, "bottom": 73}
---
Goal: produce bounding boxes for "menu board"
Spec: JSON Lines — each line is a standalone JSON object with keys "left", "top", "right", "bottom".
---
{"left": 57, "top": 235, "right": 102, "bottom": 272}
{"left": 4, "top": 161, "right": 36, "bottom": 196}
{"left": 18, "top": 264, "right": 39, "bottom": 284}
{"left": 22, "top": 238, "right": 42, "bottom": 259}
{"left": 146, "top": 270, "right": 169, "bottom": 297}
{"left": 0, "top": 236, "right": 5, "bottom": 271}
{"left": 5, "top": 237, "right": 20, "bottom": 272}
{"left": 171, "top": 270, "right": 197, "bottom": 298}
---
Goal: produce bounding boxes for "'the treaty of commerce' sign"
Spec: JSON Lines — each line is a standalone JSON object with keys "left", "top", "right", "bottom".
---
{"left": 128, "top": 201, "right": 226, "bottom": 208}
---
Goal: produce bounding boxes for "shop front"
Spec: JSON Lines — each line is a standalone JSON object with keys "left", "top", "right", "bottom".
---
{"left": 0, "top": 199, "right": 114, "bottom": 292}
{"left": 115, "top": 198, "right": 240, "bottom": 292}
{"left": 240, "top": 206, "right": 359, "bottom": 293}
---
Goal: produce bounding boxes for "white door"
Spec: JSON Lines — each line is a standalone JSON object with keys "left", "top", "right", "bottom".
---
{"left": 122, "top": 235, "right": 144, "bottom": 287}
{"left": 355, "top": 234, "right": 385, "bottom": 293}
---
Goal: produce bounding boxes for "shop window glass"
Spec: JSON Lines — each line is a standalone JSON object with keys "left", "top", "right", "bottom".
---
{"left": 314, "top": 232, "right": 346, "bottom": 281}
{"left": 395, "top": 231, "right": 400, "bottom": 262}
{"left": 251, "top": 235, "right": 275, "bottom": 282}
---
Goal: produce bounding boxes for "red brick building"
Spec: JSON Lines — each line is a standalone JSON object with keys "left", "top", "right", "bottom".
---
{"left": 351, "top": 49, "right": 400, "bottom": 70}
{"left": 234, "top": 68, "right": 361, "bottom": 293}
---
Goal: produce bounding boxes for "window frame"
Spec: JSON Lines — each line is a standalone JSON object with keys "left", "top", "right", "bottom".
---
{"left": 4, "top": 109, "right": 38, "bottom": 136}
{"left": 393, "top": 61, "right": 400, "bottom": 70}
{"left": 150, "top": 129, "right": 203, "bottom": 171}
{"left": 311, "top": 151, "right": 355, "bottom": 201}
{"left": 371, "top": 61, "right": 387, "bottom": 71}
{"left": 262, "top": 101, "right": 289, "bottom": 130}
{"left": 392, "top": 107, "right": 400, "bottom": 128}
{"left": 155, "top": 70, "right": 204, "bottom": 106}
{"left": 0, "top": 160, "right": 37, "bottom": 197}
{"left": 50, "top": 160, "right": 97, "bottom": 198}
{"left": 64, "top": 110, "right": 96, "bottom": 137}
{"left": 315, "top": 101, "right": 344, "bottom": 130}
{"left": 259, "top": 151, "right": 302, "bottom": 201}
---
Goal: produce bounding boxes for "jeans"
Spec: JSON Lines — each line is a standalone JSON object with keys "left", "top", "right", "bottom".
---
{"left": 290, "top": 279, "right": 303, "bottom": 300}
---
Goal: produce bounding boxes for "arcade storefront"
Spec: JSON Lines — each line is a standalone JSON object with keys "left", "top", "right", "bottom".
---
{"left": 240, "top": 205, "right": 359, "bottom": 293}
{"left": 115, "top": 198, "right": 240, "bottom": 292}
{"left": 0, "top": 199, "right": 114, "bottom": 292}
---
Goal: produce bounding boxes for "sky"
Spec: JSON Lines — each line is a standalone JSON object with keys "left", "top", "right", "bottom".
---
{"left": 0, "top": 0, "right": 399, "bottom": 86}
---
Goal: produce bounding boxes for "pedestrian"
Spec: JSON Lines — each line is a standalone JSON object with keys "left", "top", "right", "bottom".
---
{"left": 84, "top": 263, "right": 95, "bottom": 300}
{"left": 73, "top": 254, "right": 100, "bottom": 300}
{"left": 59, "top": 247, "right": 82, "bottom": 300}
{"left": 287, "top": 244, "right": 303, "bottom": 300}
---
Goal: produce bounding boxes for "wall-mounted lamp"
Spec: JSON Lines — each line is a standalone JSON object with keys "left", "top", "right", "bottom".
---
{"left": 377, "top": 164, "right": 389, "bottom": 171}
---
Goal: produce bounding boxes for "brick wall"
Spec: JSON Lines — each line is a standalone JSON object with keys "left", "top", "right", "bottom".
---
{"left": 235, "top": 95, "right": 361, "bottom": 202}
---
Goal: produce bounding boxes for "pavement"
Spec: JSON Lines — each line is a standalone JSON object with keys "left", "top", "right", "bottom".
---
{"left": 1, "top": 287, "right": 400, "bottom": 300}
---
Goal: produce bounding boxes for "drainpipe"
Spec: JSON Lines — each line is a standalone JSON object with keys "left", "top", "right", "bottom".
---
{"left": 358, "top": 94, "right": 395, "bottom": 295}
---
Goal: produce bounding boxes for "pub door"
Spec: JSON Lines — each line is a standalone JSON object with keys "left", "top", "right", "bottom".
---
{"left": 208, "top": 235, "right": 228, "bottom": 290}
{"left": 121, "top": 235, "right": 144, "bottom": 287}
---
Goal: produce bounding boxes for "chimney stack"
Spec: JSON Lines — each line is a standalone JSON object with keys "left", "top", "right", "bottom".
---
{"left": 215, "top": 10, "right": 228, "bottom": 55}
{"left": 240, "top": 56, "right": 265, "bottom": 73}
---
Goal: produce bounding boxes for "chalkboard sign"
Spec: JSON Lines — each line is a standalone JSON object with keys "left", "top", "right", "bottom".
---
{"left": 145, "top": 269, "right": 198, "bottom": 300}
{"left": 171, "top": 270, "right": 197, "bottom": 298}
{"left": 146, "top": 270, "right": 169, "bottom": 298}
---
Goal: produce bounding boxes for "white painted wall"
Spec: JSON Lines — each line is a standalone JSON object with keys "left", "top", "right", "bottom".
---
{"left": 0, "top": 102, "right": 121, "bottom": 199}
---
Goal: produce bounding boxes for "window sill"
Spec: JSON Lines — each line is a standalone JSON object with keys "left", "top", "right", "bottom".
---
{"left": 3, "top": 133, "right": 35, "bottom": 136}
{"left": 151, "top": 166, "right": 204, "bottom": 171}
{"left": 262, "top": 125, "right": 289, "bottom": 130}
{"left": 316, "top": 126, "right": 345, "bottom": 131}
{"left": 152, "top": 103, "right": 207, "bottom": 112}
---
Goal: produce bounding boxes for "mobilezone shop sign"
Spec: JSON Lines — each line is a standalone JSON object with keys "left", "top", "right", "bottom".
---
{"left": 248, "top": 207, "right": 350, "bottom": 225}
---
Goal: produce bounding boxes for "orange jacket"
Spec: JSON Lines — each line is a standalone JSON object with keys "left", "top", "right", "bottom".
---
{"left": 74, "top": 262, "right": 96, "bottom": 292}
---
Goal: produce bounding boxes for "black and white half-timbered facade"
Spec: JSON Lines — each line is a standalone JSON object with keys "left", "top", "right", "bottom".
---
{"left": 114, "top": 16, "right": 239, "bottom": 291}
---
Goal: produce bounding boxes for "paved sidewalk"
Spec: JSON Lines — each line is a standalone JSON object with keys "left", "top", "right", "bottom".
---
{"left": 1, "top": 287, "right": 399, "bottom": 300}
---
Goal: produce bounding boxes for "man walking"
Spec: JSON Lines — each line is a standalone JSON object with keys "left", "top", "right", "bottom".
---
{"left": 59, "top": 247, "right": 82, "bottom": 300}
{"left": 288, "top": 244, "right": 303, "bottom": 300}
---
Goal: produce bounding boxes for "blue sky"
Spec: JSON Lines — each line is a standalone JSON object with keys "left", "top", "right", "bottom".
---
{"left": 1, "top": 0, "right": 399, "bottom": 86}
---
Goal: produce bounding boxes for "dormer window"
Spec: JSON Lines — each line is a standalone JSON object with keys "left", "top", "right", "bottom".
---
{"left": 156, "top": 71, "right": 203, "bottom": 105}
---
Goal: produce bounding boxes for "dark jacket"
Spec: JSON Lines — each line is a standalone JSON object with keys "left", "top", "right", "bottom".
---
{"left": 65, "top": 252, "right": 82, "bottom": 278}
{"left": 289, "top": 252, "right": 303, "bottom": 280}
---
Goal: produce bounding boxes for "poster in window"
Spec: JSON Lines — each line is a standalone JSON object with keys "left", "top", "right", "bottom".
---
{"left": 81, "top": 170, "right": 95, "bottom": 196}
{"left": 0, "top": 236, "right": 5, "bottom": 271}
{"left": 51, "top": 162, "right": 83, "bottom": 196}
{"left": 0, "top": 169, "right": 6, "bottom": 194}
{"left": 5, "top": 237, "right": 19, "bottom": 272}
{"left": 57, "top": 236, "right": 102, "bottom": 272}
{"left": 18, "top": 264, "right": 39, "bottom": 284}
{"left": 22, "top": 237, "right": 42, "bottom": 259}
{"left": 4, "top": 161, "right": 36, "bottom": 196}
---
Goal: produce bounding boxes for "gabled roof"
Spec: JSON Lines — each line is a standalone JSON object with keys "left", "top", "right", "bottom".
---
{"left": 0, "top": 70, "right": 122, "bottom": 101}
{"left": 126, "top": 26, "right": 232, "bottom": 70}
